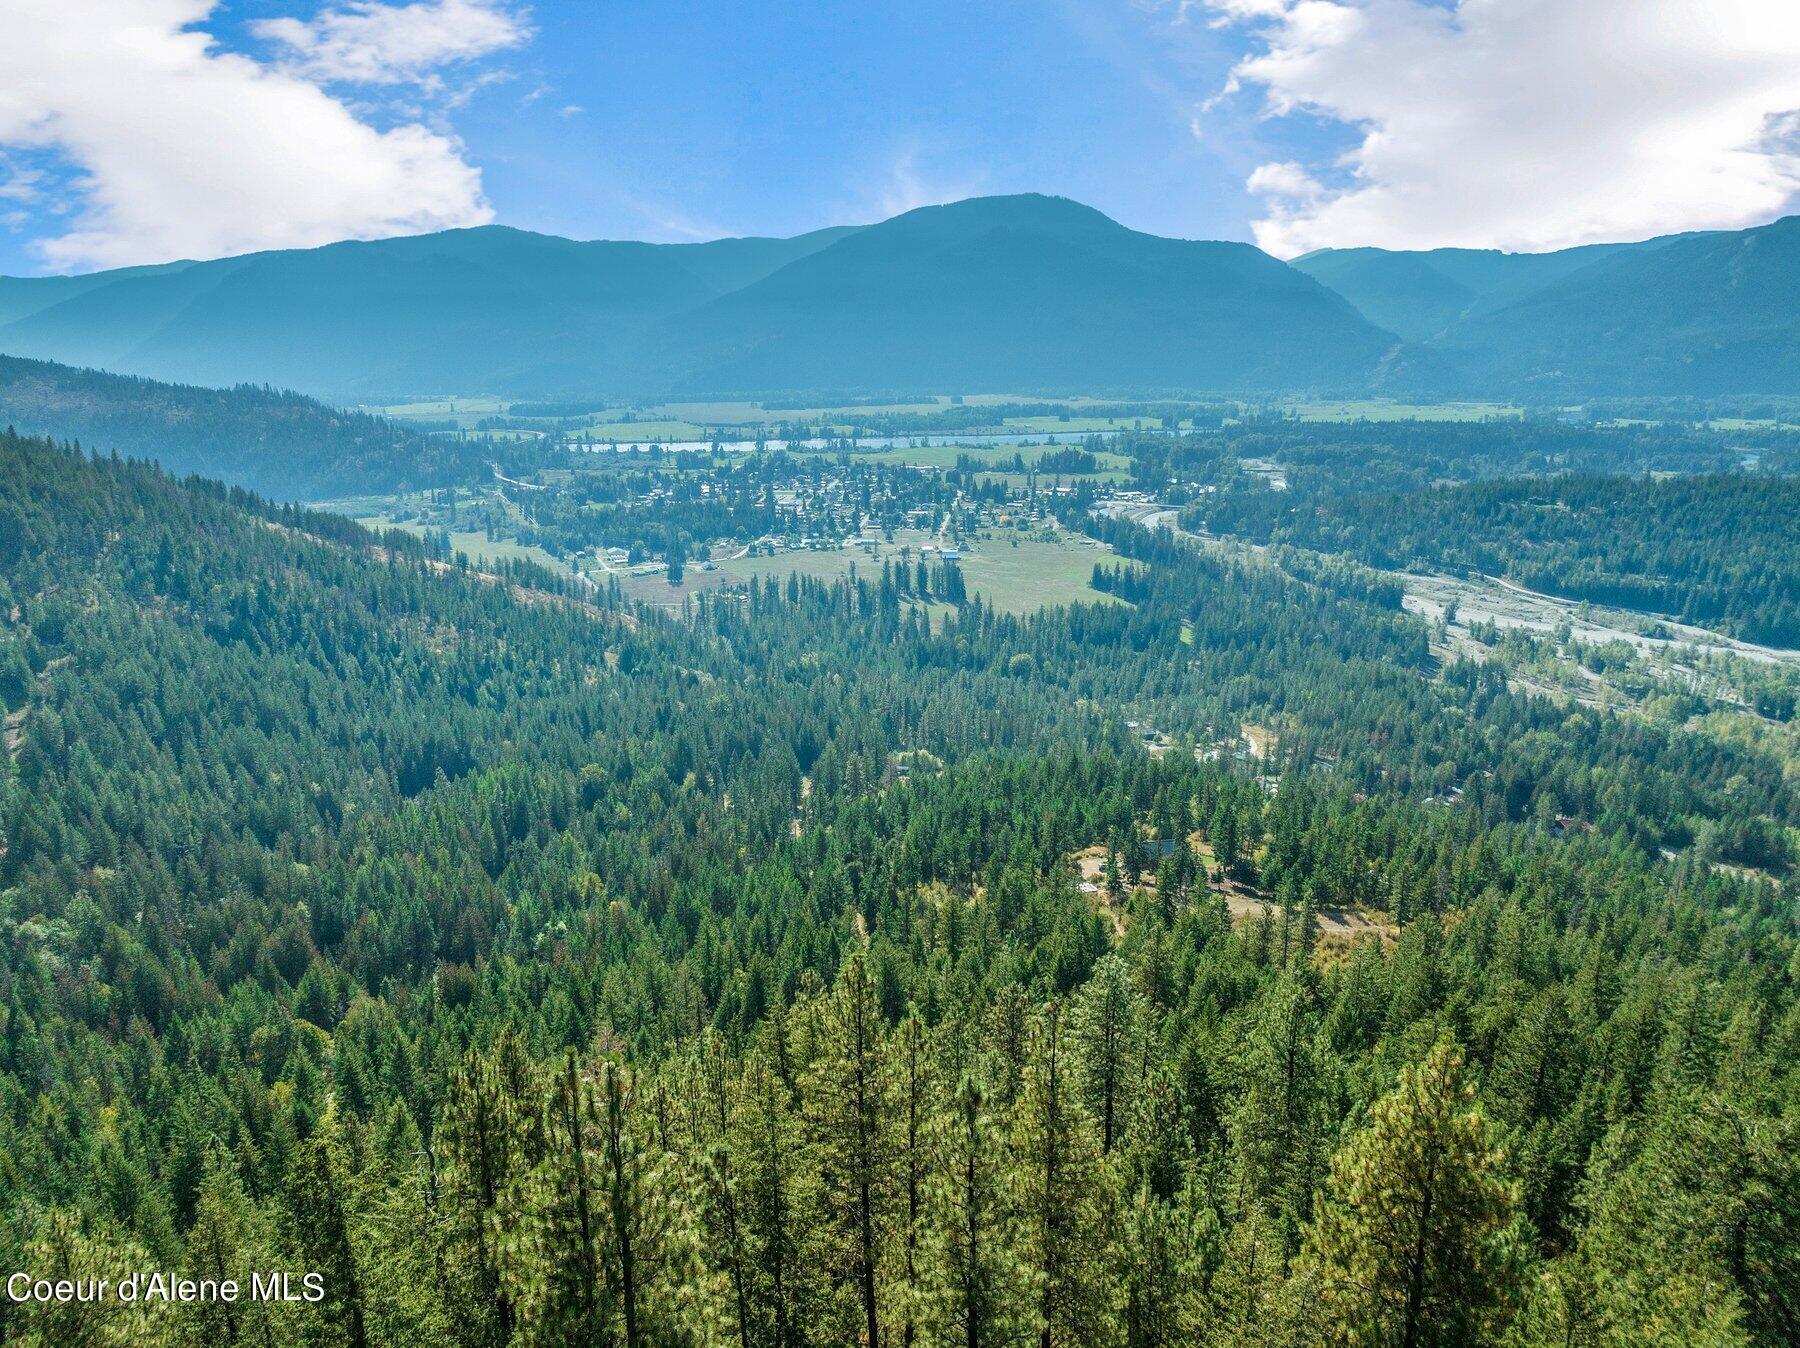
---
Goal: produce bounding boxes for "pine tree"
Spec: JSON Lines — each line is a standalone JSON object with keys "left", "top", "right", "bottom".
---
{"left": 804, "top": 952, "right": 895, "bottom": 1347}
{"left": 520, "top": 1051, "right": 609, "bottom": 1344}
{"left": 1012, "top": 1001, "right": 1117, "bottom": 1348}
{"left": 1227, "top": 975, "right": 1324, "bottom": 1236}
{"left": 1574, "top": 1094, "right": 1796, "bottom": 1346}
{"left": 182, "top": 1156, "right": 294, "bottom": 1348}
{"left": 1207, "top": 1198, "right": 1288, "bottom": 1348}
{"left": 1069, "top": 955, "right": 1145, "bottom": 1156}
{"left": 1117, "top": 1184, "right": 1206, "bottom": 1348}
{"left": 597, "top": 1060, "right": 649, "bottom": 1345}
{"left": 893, "top": 1011, "right": 934, "bottom": 1348}
{"left": 984, "top": 986, "right": 1032, "bottom": 1112}
{"left": 358, "top": 1107, "right": 458, "bottom": 1348}
{"left": 4, "top": 1208, "right": 171, "bottom": 1348}
{"left": 1210, "top": 802, "right": 1240, "bottom": 876}
{"left": 288, "top": 1114, "right": 371, "bottom": 1348}
{"left": 689, "top": 1032, "right": 753, "bottom": 1348}
{"left": 1487, "top": 985, "right": 1585, "bottom": 1241}
{"left": 735, "top": 1042, "right": 822, "bottom": 1348}
{"left": 923, "top": 1075, "right": 1031, "bottom": 1348}
{"left": 522, "top": 1053, "right": 716, "bottom": 1346}
{"left": 439, "top": 1043, "right": 527, "bottom": 1346}
{"left": 1297, "top": 1042, "right": 1528, "bottom": 1348}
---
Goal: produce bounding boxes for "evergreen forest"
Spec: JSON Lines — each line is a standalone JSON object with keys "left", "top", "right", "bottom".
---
{"left": 0, "top": 423, "right": 1796, "bottom": 1348}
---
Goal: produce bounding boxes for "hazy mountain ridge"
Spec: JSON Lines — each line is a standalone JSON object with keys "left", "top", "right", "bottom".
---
{"left": 0, "top": 223, "right": 861, "bottom": 400}
{"left": 0, "top": 196, "right": 1399, "bottom": 401}
{"left": 1419, "top": 216, "right": 1800, "bottom": 394}
{"left": 1289, "top": 238, "right": 1683, "bottom": 343}
{"left": 1293, "top": 222, "right": 1800, "bottom": 395}
{"left": 646, "top": 195, "right": 1396, "bottom": 397}
{"left": 0, "top": 353, "right": 481, "bottom": 498}
{"left": 3, "top": 195, "right": 1798, "bottom": 399}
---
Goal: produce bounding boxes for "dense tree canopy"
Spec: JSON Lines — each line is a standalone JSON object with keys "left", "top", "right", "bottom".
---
{"left": 0, "top": 428, "right": 1794, "bottom": 1346}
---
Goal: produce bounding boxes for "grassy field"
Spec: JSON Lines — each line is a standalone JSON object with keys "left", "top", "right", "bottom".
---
{"left": 1709, "top": 417, "right": 1800, "bottom": 431}
{"left": 714, "top": 531, "right": 1141, "bottom": 616}
{"left": 836, "top": 444, "right": 990, "bottom": 468}
{"left": 444, "top": 530, "right": 568, "bottom": 572}
{"left": 363, "top": 395, "right": 1532, "bottom": 432}
{"left": 1001, "top": 415, "right": 1160, "bottom": 432}
{"left": 715, "top": 549, "right": 868, "bottom": 587}
{"left": 567, "top": 420, "right": 711, "bottom": 441}
{"left": 644, "top": 396, "right": 1199, "bottom": 426}
{"left": 352, "top": 512, "right": 571, "bottom": 575}
{"left": 654, "top": 399, "right": 954, "bottom": 423}
{"left": 371, "top": 397, "right": 508, "bottom": 417}
{"left": 956, "top": 535, "right": 1142, "bottom": 612}
{"left": 1283, "top": 399, "right": 1523, "bottom": 422}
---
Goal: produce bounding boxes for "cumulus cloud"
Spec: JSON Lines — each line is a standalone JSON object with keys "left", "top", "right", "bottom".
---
{"left": 0, "top": 0, "right": 521, "bottom": 271}
{"left": 255, "top": 0, "right": 529, "bottom": 88}
{"left": 1209, "top": 0, "right": 1800, "bottom": 255}
{"left": 1244, "top": 160, "right": 1322, "bottom": 204}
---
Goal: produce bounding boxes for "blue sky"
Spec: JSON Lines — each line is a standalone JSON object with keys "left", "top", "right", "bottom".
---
{"left": 422, "top": 0, "right": 1276, "bottom": 246}
{"left": 2, "top": 2, "right": 1798, "bottom": 274}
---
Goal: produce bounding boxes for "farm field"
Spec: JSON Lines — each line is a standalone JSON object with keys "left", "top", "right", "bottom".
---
{"left": 655, "top": 398, "right": 951, "bottom": 422}
{"left": 441, "top": 530, "right": 569, "bottom": 572}
{"left": 955, "top": 534, "right": 1143, "bottom": 612}
{"left": 715, "top": 530, "right": 1140, "bottom": 616}
{"left": 1283, "top": 399, "right": 1524, "bottom": 422}
{"left": 370, "top": 397, "right": 508, "bottom": 417}
{"left": 351, "top": 509, "right": 573, "bottom": 575}
{"left": 567, "top": 419, "right": 712, "bottom": 441}
{"left": 1001, "top": 415, "right": 1161, "bottom": 432}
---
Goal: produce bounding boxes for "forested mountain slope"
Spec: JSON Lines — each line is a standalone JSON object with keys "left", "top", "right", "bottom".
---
{"left": 1290, "top": 236, "right": 1682, "bottom": 342}
{"left": 1290, "top": 219, "right": 1800, "bottom": 398}
{"left": 0, "top": 224, "right": 857, "bottom": 401}
{"left": 0, "top": 430, "right": 1795, "bottom": 1344}
{"left": 0, "top": 198, "right": 1399, "bottom": 401}
{"left": 1298, "top": 218, "right": 1800, "bottom": 395}
{"left": 9, "top": 201, "right": 1799, "bottom": 400}
{"left": 0, "top": 354, "right": 481, "bottom": 499}
{"left": 645, "top": 195, "right": 1396, "bottom": 397}
{"left": 0, "top": 260, "right": 200, "bottom": 327}
{"left": 1422, "top": 215, "right": 1800, "bottom": 394}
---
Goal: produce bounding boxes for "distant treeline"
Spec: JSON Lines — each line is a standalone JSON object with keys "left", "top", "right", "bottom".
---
{"left": 1195, "top": 470, "right": 1800, "bottom": 646}
{"left": 1128, "top": 419, "right": 1759, "bottom": 500}
{"left": 1580, "top": 394, "right": 1800, "bottom": 425}
{"left": 506, "top": 398, "right": 612, "bottom": 418}
{"left": 957, "top": 447, "right": 1102, "bottom": 475}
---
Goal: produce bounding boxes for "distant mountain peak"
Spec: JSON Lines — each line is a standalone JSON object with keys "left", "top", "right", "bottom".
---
{"left": 881, "top": 193, "right": 1123, "bottom": 232}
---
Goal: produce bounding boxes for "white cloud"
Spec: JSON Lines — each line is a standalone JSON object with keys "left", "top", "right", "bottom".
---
{"left": 0, "top": 157, "right": 42, "bottom": 203}
{"left": 0, "top": 0, "right": 516, "bottom": 271}
{"left": 1244, "top": 160, "right": 1321, "bottom": 203}
{"left": 255, "top": 0, "right": 529, "bottom": 88}
{"left": 875, "top": 147, "right": 988, "bottom": 219}
{"left": 1209, "top": 0, "right": 1800, "bottom": 255}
